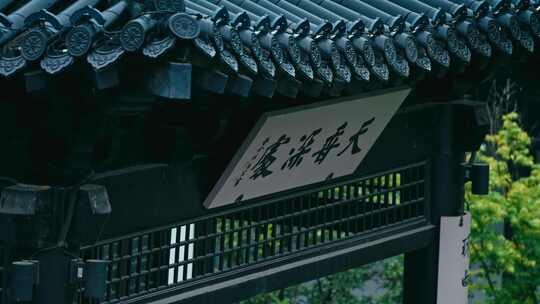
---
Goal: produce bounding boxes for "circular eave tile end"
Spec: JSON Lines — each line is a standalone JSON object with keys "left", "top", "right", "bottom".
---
{"left": 169, "top": 13, "right": 200, "bottom": 40}
{"left": 120, "top": 21, "right": 146, "bottom": 52}
{"left": 66, "top": 26, "right": 93, "bottom": 57}
{"left": 20, "top": 30, "right": 47, "bottom": 61}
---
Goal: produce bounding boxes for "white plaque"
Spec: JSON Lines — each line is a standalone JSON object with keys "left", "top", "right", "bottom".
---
{"left": 204, "top": 88, "right": 411, "bottom": 209}
{"left": 437, "top": 212, "right": 471, "bottom": 304}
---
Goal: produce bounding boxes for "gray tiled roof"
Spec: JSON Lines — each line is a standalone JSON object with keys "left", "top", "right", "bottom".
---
{"left": 0, "top": 0, "right": 538, "bottom": 97}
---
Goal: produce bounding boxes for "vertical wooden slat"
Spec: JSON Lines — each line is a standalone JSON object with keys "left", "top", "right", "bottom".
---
{"left": 140, "top": 235, "right": 149, "bottom": 291}
{"left": 218, "top": 219, "right": 226, "bottom": 271}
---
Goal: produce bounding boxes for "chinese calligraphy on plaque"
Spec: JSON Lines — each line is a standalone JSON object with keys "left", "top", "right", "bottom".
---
{"left": 437, "top": 212, "right": 471, "bottom": 304}
{"left": 204, "top": 88, "right": 411, "bottom": 209}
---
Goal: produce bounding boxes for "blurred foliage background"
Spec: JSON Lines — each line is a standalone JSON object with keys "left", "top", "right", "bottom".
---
{"left": 242, "top": 79, "right": 540, "bottom": 304}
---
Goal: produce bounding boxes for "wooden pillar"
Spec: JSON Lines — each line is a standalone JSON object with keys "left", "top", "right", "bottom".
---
{"left": 403, "top": 103, "right": 465, "bottom": 304}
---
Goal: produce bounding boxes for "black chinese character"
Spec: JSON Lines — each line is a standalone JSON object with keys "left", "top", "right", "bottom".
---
{"left": 250, "top": 134, "right": 291, "bottom": 180}
{"left": 312, "top": 123, "right": 347, "bottom": 165}
{"left": 255, "top": 138, "right": 270, "bottom": 154}
{"left": 282, "top": 128, "right": 322, "bottom": 170}
{"left": 234, "top": 176, "right": 242, "bottom": 187}
{"left": 233, "top": 163, "right": 252, "bottom": 187}
{"left": 461, "top": 269, "right": 470, "bottom": 287}
{"left": 234, "top": 138, "right": 273, "bottom": 186}
{"left": 337, "top": 117, "right": 375, "bottom": 157}
{"left": 462, "top": 235, "right": 470, "bottom": 257}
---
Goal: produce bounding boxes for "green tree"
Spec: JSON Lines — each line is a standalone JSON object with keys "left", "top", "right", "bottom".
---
{"left": 242, "top": 255, "right": 403, "bottom": 304}
{"left": 467, "top": 112, "right": 540, "bottom": 303}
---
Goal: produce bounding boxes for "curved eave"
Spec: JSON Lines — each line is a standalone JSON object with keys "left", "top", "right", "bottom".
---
{"left": 0, "top": 0, "right": 537, "bottom": 99}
